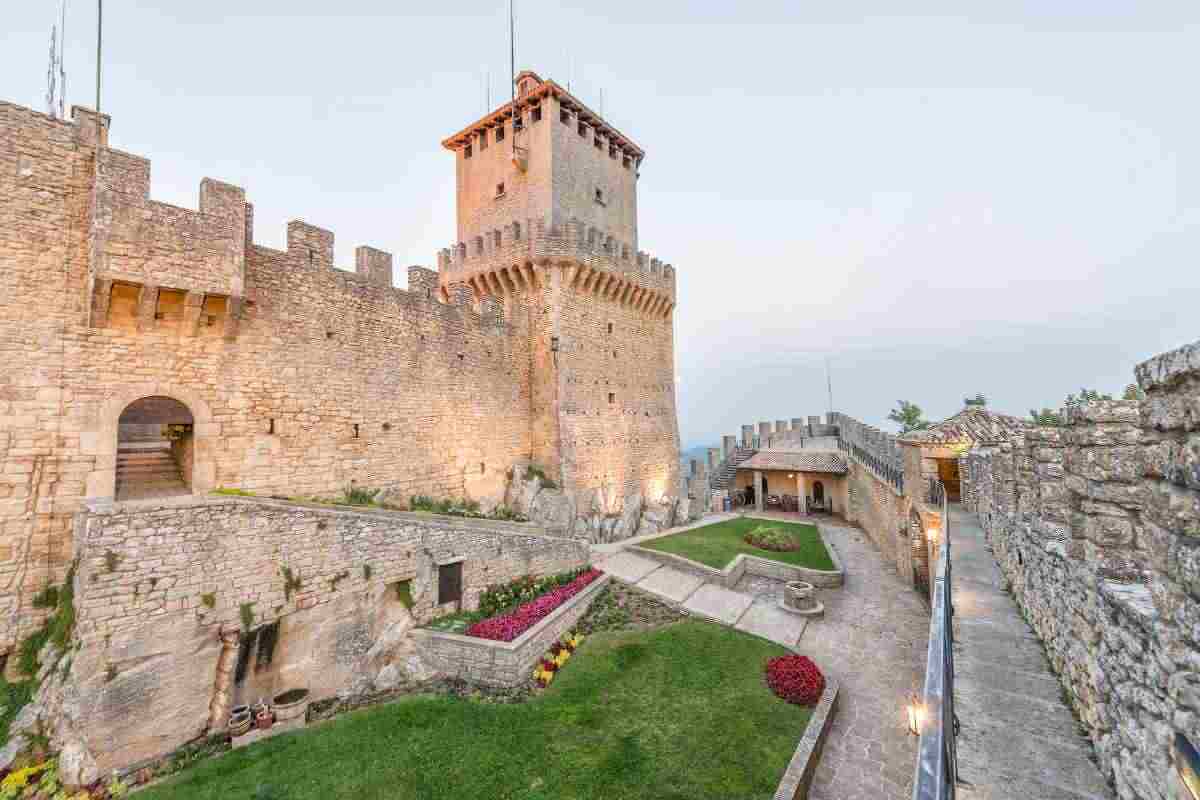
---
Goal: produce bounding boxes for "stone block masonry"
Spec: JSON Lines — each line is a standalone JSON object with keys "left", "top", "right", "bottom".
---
{"left": 44, "top": 496, "right": 590, "bottom": 780}
{"left": 0, "top": 80, "right": 681, "bottom": 651}
{"left": 966, "top": 337, "right": 1200, "bottom": 800}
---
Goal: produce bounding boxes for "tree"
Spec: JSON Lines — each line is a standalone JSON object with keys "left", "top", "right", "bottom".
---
{"left": 1122, "top": 383, "right": 1146, "bottom": 401}
{"left": 963, "top": 393, "right": 987, "bottom": 407}
{"left": 888, "top": 400, "right": 929, "bottom": 434}
{"left": 1029, "top": 407, "right": 1061, "bottom": 426}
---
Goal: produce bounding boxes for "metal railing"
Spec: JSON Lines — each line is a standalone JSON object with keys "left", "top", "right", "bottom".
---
{"left": 913, "top": 483, "right": 958, "bottom": 799}
{"left": 837, "top": 437, "right": 905, "bottom": 493}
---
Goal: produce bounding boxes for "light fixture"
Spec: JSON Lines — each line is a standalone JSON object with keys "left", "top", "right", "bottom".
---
{"left": 906, "top": 693, "right": 925, "bottom": 736}
{"left": 927, "top": 526, "right": 940, "bottom": 545}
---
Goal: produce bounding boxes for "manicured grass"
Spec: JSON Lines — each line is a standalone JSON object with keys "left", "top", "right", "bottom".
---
{"left": 138, "top": 621, "right": 810, "bottom": 800}
{"left": 639, "top": 517, "right": 835, "bottom": 571}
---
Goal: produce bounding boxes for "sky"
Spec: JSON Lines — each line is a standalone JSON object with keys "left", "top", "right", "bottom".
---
{"left": 4, "top": 2, "right": 1198, "bottom": 447}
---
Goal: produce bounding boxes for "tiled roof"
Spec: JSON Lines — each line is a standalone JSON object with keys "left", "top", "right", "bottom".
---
{"left": 735, "top": 450, "right": 848, "bottom": 474}
{"left": 898, "top": 406, "right": 1030, "bottom": 445}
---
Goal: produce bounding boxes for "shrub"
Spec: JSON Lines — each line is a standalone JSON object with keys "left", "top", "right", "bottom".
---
{"left": 764, "top": 655, "right": 825, "bottom": 706}
{"left": 340, "top": 485, "right": 379, "bottom": 506}
{"left": 743, "top": 526, "right": 800, "bottom": 552}
{"left": 524, "top": 464, "right": 558, "bottom": 489}
{"left": 467, "top": 569, "right": 602, "bottom": 642}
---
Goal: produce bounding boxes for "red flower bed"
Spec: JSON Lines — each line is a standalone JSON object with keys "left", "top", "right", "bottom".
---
{"left": 466, "top": 569, "right": 603, "bottom": 642}
{"left": 765, "top": 655, "right": 825, "bottom": 706}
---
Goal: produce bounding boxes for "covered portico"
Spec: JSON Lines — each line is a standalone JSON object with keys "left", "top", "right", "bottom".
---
{"left": 733, "top": 450, "right": 849, "bottom": 515}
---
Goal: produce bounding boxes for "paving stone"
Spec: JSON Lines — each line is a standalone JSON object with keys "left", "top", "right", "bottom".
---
{"left": 596, "top": 551, "right": 661, "bottom": 584}
{"left": 682, "top": 583, "right": 754, "bottom": 625}
{"left": 634, "top": 565, "right": 704, "bottom": 604}
{"left": 734, "top": 599, "right": 806, "bottom": 647}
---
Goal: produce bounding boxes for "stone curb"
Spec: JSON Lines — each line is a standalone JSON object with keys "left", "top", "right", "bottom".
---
{"left": 773, "top": 680, "right": 840, "bottom": 800}
{"left": 626, "top": 522, "right": 845, "bottom": 589}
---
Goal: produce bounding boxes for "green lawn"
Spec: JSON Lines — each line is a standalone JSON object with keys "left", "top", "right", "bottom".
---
{"left": 138, "top": 621, "right": 809, "bottom": 800}
{"left": 639, "top": 517, "right": 835, "bottom": 571}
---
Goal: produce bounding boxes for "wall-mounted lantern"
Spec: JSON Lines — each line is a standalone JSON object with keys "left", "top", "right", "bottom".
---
{"left": 906, "top": 692, "right": 925, "bottom": 736}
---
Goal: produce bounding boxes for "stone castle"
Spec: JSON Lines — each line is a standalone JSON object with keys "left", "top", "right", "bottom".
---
{"left": 0, "top": 70, "right": 685, "bottom": 655}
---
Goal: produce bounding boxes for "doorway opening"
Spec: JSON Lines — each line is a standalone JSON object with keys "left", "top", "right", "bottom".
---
{"left": 116, "top": 396, "right": 194, "bottom": 501}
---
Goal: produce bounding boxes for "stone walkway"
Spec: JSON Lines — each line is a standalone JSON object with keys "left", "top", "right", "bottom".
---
{"left": 593, "top": 514, "right": 930, "bottom": 799}
{"left": 950, "top": 506, "right": 1113, "bottom": 799}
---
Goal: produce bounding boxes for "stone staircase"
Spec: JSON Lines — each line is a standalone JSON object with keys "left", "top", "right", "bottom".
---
{"left": 710, "top": 447, "right": 756, "bottom": 490}
{"left": 115, "top": 441, "right": 188, "bottom": 501}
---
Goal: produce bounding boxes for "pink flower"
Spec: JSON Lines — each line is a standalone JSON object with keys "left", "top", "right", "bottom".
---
{"left": 466, "top": 569, "right": 602, "bottom": 642}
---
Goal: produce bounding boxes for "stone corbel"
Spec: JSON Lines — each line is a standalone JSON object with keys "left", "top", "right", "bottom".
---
{"left": 136, "top": 284, "right": 159, "bottom": 333}
{"left": 222, "top": 297, "right": 243, "bottom": 340}
{"left": 182, "top": 291, "right": 205, "bottom": 337}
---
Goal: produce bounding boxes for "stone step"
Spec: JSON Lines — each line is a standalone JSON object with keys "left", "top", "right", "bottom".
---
{"left": 117, "top": 457, "right": 178, "bottom": 470}
{"left": 118, "top": 441, "right": 172, "bottom": 452}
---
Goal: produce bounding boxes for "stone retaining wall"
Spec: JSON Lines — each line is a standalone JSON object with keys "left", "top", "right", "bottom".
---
{"left": 412, "top": 574, "right": 610, "bottom": 687}
{"left": 965, "top": 338, "right": 1200, "bottom": 800}
{"left": 32, "top": 496, "right": 590, "bottom": 783}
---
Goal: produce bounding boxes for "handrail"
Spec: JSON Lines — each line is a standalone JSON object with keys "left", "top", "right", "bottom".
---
{"left": 912, "top": 483, "right": 957, "bottom": 799}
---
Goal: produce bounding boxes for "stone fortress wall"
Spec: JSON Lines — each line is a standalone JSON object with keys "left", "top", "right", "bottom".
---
{"left": 963, "top": 338, "right": 1200, "bottom": 800}
{"left": 0, "top": 96, "right": 680, "bottom": 652}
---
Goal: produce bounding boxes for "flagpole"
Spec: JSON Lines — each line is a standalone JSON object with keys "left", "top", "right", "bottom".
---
{"left": 95, "top": 0, "right": 102, "bottom": 113}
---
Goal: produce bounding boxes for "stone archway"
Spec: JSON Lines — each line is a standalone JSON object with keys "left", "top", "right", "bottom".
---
{"left": 86, "top": 385, "right": 218, "bottom": 502}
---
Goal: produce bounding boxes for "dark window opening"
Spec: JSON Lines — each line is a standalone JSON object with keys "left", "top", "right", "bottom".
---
{"left": 594, "top": 188, "right": 604, "bottom": 204}
{"left": 607, "top": 322, "right": 613, "bottom": 334}
{"left": 268, "top": 418, "right": 275, "bottom": 435}
{"left": 560, "top": 109, "right": 571, "bottom": 124}
{"left": 514, "top": 114, "right": 524, "bottom": 131}
{"left": 464, "top": 143, "right": 472, "bottom": 159}
{"left": 438, "top": 561, "right": 463, "bottom": 607}
{"left": 531, "top": 105, "right": 542, "bottom": 123}
{"left": 594, "top": 136, "right": 602, "bottom": 150}
{"left": 609, "top": 145, "right": 617, "bottom": 159}
{"left": 353, "top": 423, "right": 360, "bottom": 439}
{"left": 608, "top": 393, "right": 615, "bottom": 404}
{"left": 255, "top": 621, "right": 280, "bottom": 670}
{"left": 495, "top": 182, "right": 505, "bottom": 198}
{"left": 382, "top": 422, "right": 392, "bottom": 431}
{"left": 308, "top": 249, "right": 315, "bottom": 265}
{"left": 623, "top": 155, "right": 632, "bottom": 169}
{"left": 326, "top": 330, "right": 334, "bottom": 339}
{"left": 578, "top": 122, "right": 588, "bottom": 137}
{"left": 480, "top": 462, "right": 486, "bottom": 474}
{"left": 479, "top": 131, "right": 488, "bottom": 150}
{"left": 496, "top": 125, "right": 505, "bottom": 142}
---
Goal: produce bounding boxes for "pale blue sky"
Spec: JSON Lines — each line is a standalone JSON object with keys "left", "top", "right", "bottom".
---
{"left": 4, "top": 2, "right": 1197, "bottom": 446}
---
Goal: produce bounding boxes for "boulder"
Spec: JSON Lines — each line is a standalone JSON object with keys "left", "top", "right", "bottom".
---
{"left": 58, "top": 739, "right": 99, "bottom": 787}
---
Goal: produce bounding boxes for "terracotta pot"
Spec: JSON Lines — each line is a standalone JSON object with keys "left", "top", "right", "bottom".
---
{"left": 255, "top": 709, "right": 273, "bottom": 730}
{"left": 272, "top": 688, "right": 310, "bottom": 723}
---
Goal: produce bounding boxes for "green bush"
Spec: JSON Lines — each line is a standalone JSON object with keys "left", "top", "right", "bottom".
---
{"left": 340, "top": 485, "right": 379, "bottom": 506}
{"left": 742, "top": 526, "right": 801, "bottom": 553}
{"left": 524, "top": 464, "right": 558, "bottom": 489}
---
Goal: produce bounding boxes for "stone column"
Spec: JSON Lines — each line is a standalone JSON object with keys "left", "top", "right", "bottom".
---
{"left": 722, "top": 435, "right": 737, "bottom": 460}
{"left": 797, "top": 473, "right": 807, "bottom": 515}
{"left": 754, "top": 470, "right": 764, "bottom": 513}
{"left": 741, "top": 425, "right": 755, "bottom": 449}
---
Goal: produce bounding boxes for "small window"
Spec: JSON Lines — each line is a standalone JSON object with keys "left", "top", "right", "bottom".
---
{"left": 607, "top": 322, "right": 613, "bottom": 334}
{"left": 480, "top": 462, "right": 486, "bottom": 474}
{"left": 578, "top": 121, "right": 588, "bottom": 137}
{"left": 308, "top": 249, "right": 315, "bottom": 265}
{"left": 464, "top": 143, "right": 472, "bottom": 159}
{"left": 560, "top": 108, "right": 571, "bottom": 124}
{"left": 623, "top": 155, "right": 632, "bottom": 169}
{"left": 438, "top": 561, "right": 463, "bottom": 607}
{"left": 608, "top": 393, "right": 615, "bottom": 404}
{"left": 609, "top": 145, "right": 617, "bottom": 159}
{"left": 594, "top": 188, "right": 604, "bottom": 204}
{"left": 531, "top": 105, "right": 542, "bottom": 123}
{"left": 594, "top": 136, "right": 602, "bottom": 150}
{"left": 268, "top": 418, "right": 275, "bottom": 435}
{"left": 495, "top": 182, "right": 505, "bottom": 198}
{"left": 496, "top": 125, "right": 505, "bottom": 142}
{"left": 479, "top": 131, "right": 488, "bottom": 150}
{"left": 353, "top": 423, "right": 360, "bottom": 439}
{"left": 514, "top": 115, "right": 524, "bottom": 132}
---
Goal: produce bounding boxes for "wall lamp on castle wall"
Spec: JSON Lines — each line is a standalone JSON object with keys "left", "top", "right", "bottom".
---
{"left": 906, "top": 692, "right": 925, "bottom": 736}
{"left": 550, "top": 335, "right": 559, "bottom": 366}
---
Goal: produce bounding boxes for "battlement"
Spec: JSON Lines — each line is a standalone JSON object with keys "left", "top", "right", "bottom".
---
{"left": 436, "top": 217, "right": 675, "bottom": 317}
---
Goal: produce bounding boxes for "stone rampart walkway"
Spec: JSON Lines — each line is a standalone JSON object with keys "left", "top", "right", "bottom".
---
{"left": 594, "top": 514, "right": 929, "bottom": 799}
{"left": 950, "top": 506, "right": 1113, "bottom": 799}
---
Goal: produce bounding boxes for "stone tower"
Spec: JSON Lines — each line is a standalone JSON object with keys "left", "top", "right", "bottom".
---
{"left": 439, "top": 71, "right": 680, "bottom": 514}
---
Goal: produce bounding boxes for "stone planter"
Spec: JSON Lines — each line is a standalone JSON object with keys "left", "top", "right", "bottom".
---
{"left": 780, "top": 580, "right": 824, "bottom": 618}
{"left": 272, "top": 688, "right": 310, "bottom": 723}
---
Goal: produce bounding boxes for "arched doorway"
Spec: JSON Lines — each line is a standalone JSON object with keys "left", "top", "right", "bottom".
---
{"left": 910, "top": 508, "right": 931, "bottom": 600}
{"left": 812, "top": 480, "right": 825, "bottom": 512}
{"left": 116, "top": 396, "right": 194, "bottom": 501}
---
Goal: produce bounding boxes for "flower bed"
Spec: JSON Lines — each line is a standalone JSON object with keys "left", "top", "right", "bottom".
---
{"left": 532, "top": 632, "right": 585, "bottom": 686}
{"left": 765, "top": 654, "right": 825, "bottom": 706}
{"left": 467, "top": 569, "right": 603, "bottom": 642}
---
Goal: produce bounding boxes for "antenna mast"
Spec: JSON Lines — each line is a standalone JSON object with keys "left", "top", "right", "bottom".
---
{"left": 825, "top": 356, "right": 834, "bottom": 415}
{"left": 45, "top": 0, "right": 68, "bottom": 118}
{"left": 509, "top": 0, "right": 516, "bottom": 159}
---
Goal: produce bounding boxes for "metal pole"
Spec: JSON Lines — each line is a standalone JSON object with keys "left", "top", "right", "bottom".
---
{"left": 509, "top": 0, "right": 515, "bottom": 159}
{"left": 95, "top": 0, "right": 102, "bottom": 113}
